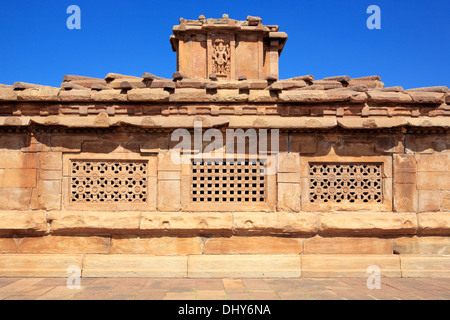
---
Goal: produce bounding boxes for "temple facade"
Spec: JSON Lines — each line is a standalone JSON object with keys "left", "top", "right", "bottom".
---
{"left": 0, "top": 15, "right": 449, "bottom": 278}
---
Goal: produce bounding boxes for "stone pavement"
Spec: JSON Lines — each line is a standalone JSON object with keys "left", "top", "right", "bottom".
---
{"left": 0, "top": 277, "right": 449, "bottom": 300}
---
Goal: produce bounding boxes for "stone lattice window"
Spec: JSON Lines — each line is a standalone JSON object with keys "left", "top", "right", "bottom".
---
{"left": 70, "top": 160, "right": 148, "bottom": 203}
{"left": 309, "top": 163, "right": 383, "bottom": 204}
{"left": 191, "top": 160, "right": 266, "bottom": 203}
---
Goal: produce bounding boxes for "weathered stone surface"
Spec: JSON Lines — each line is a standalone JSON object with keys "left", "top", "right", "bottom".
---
{"left": 442, "top": 192, "right": 450, "bottom": 211}
{"left": 0, "top": 189, "right": 33, "bottom": 210}
{"left": 204, "top": 236, "right": 303, "bottom": 255}
{"left": 304, "top": 236, "right": 394, "bottom": 254}
{"left": 301, "top": 254, "right": 401, "bottom": 278}
{"left": 16, "top": 87, "right": 60, "bottom": 102}
{"left": 140, "top": 212, "right": 232, "bottom": 235}
{"left": 0, "top": 254, "right": 83, "bottom": 277}
{"left": 0, "top": 211, "right": 46, "bottom": 235}
{"left": 277, "top": 183, "right": 301, "bottom": 212}
{"left": 407, "top": 91, "right": 445, "bottom": 104}
{"left": 0, "top": 238, "right": 18, "bottom": 253}
{"left": 277, "top": 213, "right": 318, "bottom": 235}
{"left": 83, "top": 255, "right": 188, "bottom": 278}
{"left": 0, "top": 88, "right": 17, "bottom": 101}
{"left": 394, "top": 237, "right": 450, "bottom": 255}
{"left": 170, "top": 89, "right": 247, "bottom": 102}
{"left": 318, "top": 212, "right": 417, "bottom": 235}
{"left": 0, "top": 152, "right": 38, "bottom": 169}
{"left": 416, "top": 154, "right": 450, "bottom": 172}
{"left": 367, "top": 91, "right": 413, "bottom": 103}
{"left": 48, "top": 211, "right": 141, "bottom": 234}
{"left": 110, "top": 236, "right": 203, "bottom": 255}
{"left": 127, "top": 88, "right": 170, "bottom": 101}
{"left": 419, "top": 190, "right": 441, "bottom": 212}
{"left": 401, "top": 255, "right": 450, "bottom": 278}
{"left": 58, "top": 90, "right": 92, "bottom": 102}
{"left": 188, "top": 254, "right": 301, "bottom": 278}
{"left": 0, "top": 169, "right": 36, "bottom": 188}
{"left": 394, "top": 183, "right": 418, "bottom": 212}
{"left": 417, "top": 172, "right": 450, "bottom": 190}
{"left": 18, "top": 235, "right": 110, "bottom": 254}
{"left": 91, "top": 90, "right": 127, "bottom": 102}
{"left": 417, "top": 213, "right": 450, "bottom": 235}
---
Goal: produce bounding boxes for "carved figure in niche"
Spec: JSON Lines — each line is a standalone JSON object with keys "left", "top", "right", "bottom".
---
{"left": 211, "top": 39, "right": 231, "bottom": 76}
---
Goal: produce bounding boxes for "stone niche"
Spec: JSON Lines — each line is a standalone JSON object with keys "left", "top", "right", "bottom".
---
{"left": 170, "top": 15, "right": 287, "bottom": 80}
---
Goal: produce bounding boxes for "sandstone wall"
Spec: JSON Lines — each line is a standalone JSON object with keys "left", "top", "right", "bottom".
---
{"left": 0, "top": 129, "right": 448, "bottom": 278}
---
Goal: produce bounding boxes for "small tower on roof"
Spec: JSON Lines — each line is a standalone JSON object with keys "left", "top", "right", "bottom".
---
{"left": 170, "top": 14, "right": 288, "bottom": 81}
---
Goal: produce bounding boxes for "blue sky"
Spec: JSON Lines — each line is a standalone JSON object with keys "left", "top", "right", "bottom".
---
{"left": 0, "top": 0, "right": 448, "bottom": 89}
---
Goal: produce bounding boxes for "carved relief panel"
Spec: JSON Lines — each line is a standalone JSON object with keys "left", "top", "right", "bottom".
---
{"left": 208, "top": 34, "right": 235, "bottom": 80}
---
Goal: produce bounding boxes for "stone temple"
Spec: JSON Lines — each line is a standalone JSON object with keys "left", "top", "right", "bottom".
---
{"left": 0, "top": 15, "right": 449, "bottom": 278}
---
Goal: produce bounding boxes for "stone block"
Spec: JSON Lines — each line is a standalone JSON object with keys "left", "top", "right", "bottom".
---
{"left": 39, "top": 152, "right": 62, "bottom": 171}
{"left": 394, "top": 237, "right": 450, "bottom": 255}
{"left": 16, "top": 87, "right": 60, "bottom": 102}
{"left": 277, "top": 183, "right": 301, "bottom": 212}
{"left": 0, "top": 188, "right": 33, "bottom": 210}
{"left": 0, "top": 238, "right": 18, "bottom": 253}
{"left": 48, "top": 211, "right": 140, "bottom": 234}
{"left": 367, "top": 91, "right": 412, "bottom": 103}
{"left": 83, "top": 255, "right": 188, "bottom": 278}
{"left": 442, "top": 192, "right": 450, "bottom": 211}
{"left": 91, "top": 90, "right": 127, "bottom": 102}
{"left": 204, "top": 236, "right": 303, "bottom": 255}
{"left": 277, "top": 212, "right": 318, "bottom": 235}
{"left": 301, "top": 254, "right": 401, "bottom": 278}
{"left": 127, "top": 88, "right": 170, "bottom": 101}
{"left": 416, "top": 154, "right": 450, "bottom": 172}
{"left": 401, "top": 255, "right": 450, "bottom": 278}
{"left": 157, "top": 180, "right": 181, "bottom": 211}
{"left": 0, "top": 254, "right": 83, "bottom": 277}
{"left": 394, "top": 183, "right": 418, "bottom": 212}
{"left": 110, "top": 237, "right": 203, "bottom": 255}
{"left": 419, "top": 190, "right": 441, "bottom": 212}
{"left": 407, "top": 92, "right": 445, "bottom": 104}
{"left": 0, "top": 169, "right": 37, "bottom": 188}
{"left": 417, "top": 212, "right": 450, "bottom": 235}
{"left": 232, "top": 212, "right": 278, "bottom": 235}
{"left": 0, "top": 152, "right": 38, "bottom": 169}
{"left": 188, "top": 255, "right": 301, "bottom": 278}
{"left": 417, "top": 172, "right": 450, "bottom": 190}
{"left": 0, "top": 211, "right": 46, "bottom": 235}
{"left": 17, "top": 236, "right": 110, "bottom": 254}
{"left": 303, "top": 236, "right": 394, "bottom": 254}
{"left": 394, "top": 154, "right": 416, "bottom": 172}
{"left": 318, "top": 212, "right": 417, "bottom": 236}
{"left": 140, "top": 212, "right": 232, "bottom": 235}
{"left": 277, "top": 153, "right": 300, "bottom": 173}
{"left": 58, "top": 90, "right": 92, "bottom": 102}
{"left": 0, "top": 88, "right": 17, "bottom": 101}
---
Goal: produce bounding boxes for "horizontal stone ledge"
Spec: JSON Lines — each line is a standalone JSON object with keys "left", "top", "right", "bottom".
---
{"left": 417, "top": 212, "right": 450, "bottom": 235}
{"left": 301, "top": 254, "right": 401, "bottom": 278}
{"left": 82, "top": 255, "right": 188, "bottom": 278}
{"left": 0, "top": 211, "right": 47, "bottom": 235}
{"left": 187, "top": 254, "right": 301, "bottom": 278}
{"left": 318, "top": 212, "right": 418, "bottom": 236}
{"left": 400, "top": 255, "right": 450, "bottom": 278}
{"left": 0, "top": 254, "right": 83, "bottom": 277}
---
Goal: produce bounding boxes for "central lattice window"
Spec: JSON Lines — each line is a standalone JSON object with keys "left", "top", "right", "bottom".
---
{"left": 191, "top": 160, "right": 267, "bottom": 203}
{"left": 309, "top": 163, "right": 383, "bottom": 204}
{"left": 70, "top": 160, "right": 148, "bottom": 203}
